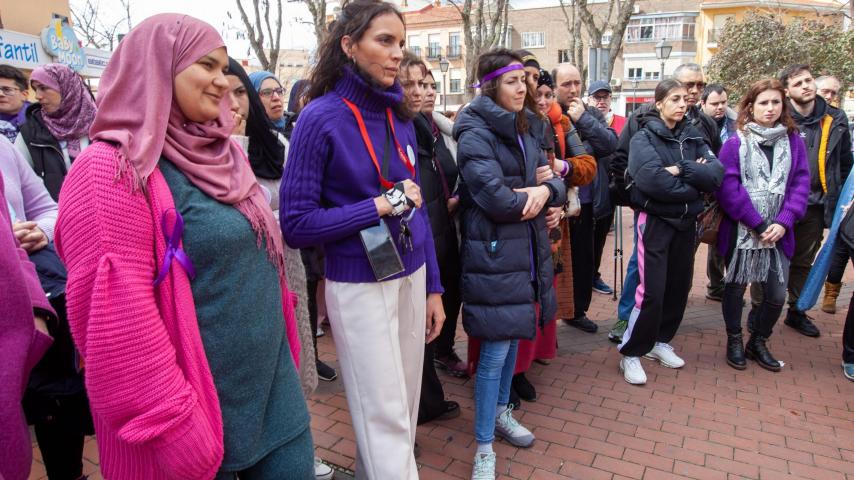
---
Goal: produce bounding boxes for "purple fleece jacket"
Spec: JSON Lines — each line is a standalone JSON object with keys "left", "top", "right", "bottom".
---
{"left": 280, "top": 66, "right": 442, "bottom": 292}
{"left": 0, "top": 171, "right": 54, "bottom": 480}
{"left": 715, "top": 132, "right": 810, "bottom": 259}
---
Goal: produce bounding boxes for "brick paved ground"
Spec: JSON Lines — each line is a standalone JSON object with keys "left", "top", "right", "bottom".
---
{"left": 31, "top": 208, "right": 854, "bottom": 479}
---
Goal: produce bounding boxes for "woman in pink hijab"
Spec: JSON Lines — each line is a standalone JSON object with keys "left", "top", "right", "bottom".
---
{"left": 54, "top": 14, "right": 313, "bottom": 479}
{"left": 15, "top": 63, "right": 96, "bottom": 201}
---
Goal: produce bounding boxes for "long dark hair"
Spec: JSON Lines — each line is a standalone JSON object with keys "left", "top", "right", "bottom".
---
{"left": 305, "top": 0, "right": 405, "bottom": 103}
{"left": 227, "top": 57, "right": 286, "bottom": 179}
{"left": 476, "top": 48, "right": 529, "bottom": 134}
{"left": 736, "top": 78, "right": 798, "bottom": 134}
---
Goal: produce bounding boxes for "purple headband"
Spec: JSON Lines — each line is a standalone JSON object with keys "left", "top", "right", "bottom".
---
{"left": 470, "top": 63, "right": 524, "bottom": 89}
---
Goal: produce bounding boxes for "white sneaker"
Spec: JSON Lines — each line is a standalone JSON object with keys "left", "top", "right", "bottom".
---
{"left": 620, "top": 356, "right": 647, "bottom": 385}
{"left": 471, "top": 452, "right": 496, "bottom": 480}
{"left": 314, "top": 457, "right": 334, "bottom": 480}
{"left": 494, "top": 405, "right": 535, "bottom": 447}
{"left": 644, "top": 342, "right": 685, "bottom": 368}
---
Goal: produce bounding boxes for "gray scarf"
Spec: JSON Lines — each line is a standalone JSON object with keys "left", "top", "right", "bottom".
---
{"left": 725, "top": 123, "right": 790, "bottom": 284}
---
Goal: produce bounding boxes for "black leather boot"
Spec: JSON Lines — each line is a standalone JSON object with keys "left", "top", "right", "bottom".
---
{"left": 783, "top": 309, "right": 821, "bottom": 337}
{"left": 726, "top": 332, "right": 747, "bottom": 370}
{"left": 746, "top": 334, "right": 781, "bottom": 372}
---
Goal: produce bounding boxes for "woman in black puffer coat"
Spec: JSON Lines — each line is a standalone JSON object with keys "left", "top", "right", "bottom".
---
{"left": 454, "top": 49, "right": 566, "bottom": 478}
{"left": 618, "top": 79, "right": 723, "bottom": 387}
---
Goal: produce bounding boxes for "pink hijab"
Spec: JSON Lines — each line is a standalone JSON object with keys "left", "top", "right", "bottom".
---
{"left": 89, "top": 15, "right": 301, "bottom": 369}
{"left": 30, "top": 64, "right": 96, "bottom": 157}
{"left": 89, "top": 14, "right": 286, "bottom": 277}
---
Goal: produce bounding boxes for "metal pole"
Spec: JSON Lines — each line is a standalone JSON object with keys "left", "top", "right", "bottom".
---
{"left": 661, "top": 61, "right": 665, "bottom": 80}
{"left": 442, "top": 73, "right": 447, "bottom": 112}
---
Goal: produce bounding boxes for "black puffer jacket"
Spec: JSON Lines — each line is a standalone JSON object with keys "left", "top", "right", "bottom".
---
{"left": 454, "top": 96, "right": 567, "bottom": 340}
{"left": 17, "top": 104, "right": 79, "bottom": 201}
{"left": 611, "top": 103, "right": 720, "bottom": 206}
{"left": 627, "top": 110, "right": 723, "bottom": 229}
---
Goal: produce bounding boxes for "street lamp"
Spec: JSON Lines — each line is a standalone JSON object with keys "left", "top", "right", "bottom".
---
{"left": 439, "top": 55, "right": 450, "bottom": 112}
{"left": 655, "top": 38, "right": 673, "bottom": 80}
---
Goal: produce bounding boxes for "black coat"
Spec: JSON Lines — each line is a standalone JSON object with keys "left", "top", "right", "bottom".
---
{"left": 627, "top": 111, "right": 723, "bottom": 229}
{"left": 790, "top": 96, "right": 853, "bottom": 227}
{"left": 611, "top": 103, "right": 721, "bottom": 206}
{"left": 453, "top": 96, "right": 567, "bottom": 340}
{"left": 18, "top": 104, "right": 73, "bottom": 201}
{"left": 414, "top": 113, "right": 460, "bottom": 279}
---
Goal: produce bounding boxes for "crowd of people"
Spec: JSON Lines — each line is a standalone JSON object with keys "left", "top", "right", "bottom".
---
{"left": 1, "top": 1, "right": 853, "bottom": 479}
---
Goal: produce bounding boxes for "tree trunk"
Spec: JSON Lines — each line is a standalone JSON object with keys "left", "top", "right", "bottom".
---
{"left": 236, "top": 0, "right": 283, "bottom": 74}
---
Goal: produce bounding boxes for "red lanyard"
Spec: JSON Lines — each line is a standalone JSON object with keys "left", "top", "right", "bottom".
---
{"left": 342, "top": 98, "right": 415, "bottom": 189}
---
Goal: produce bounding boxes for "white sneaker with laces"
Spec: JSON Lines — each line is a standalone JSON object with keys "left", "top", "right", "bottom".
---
{"left": 620, "top": 356, "right": 647, "bottom": 385}
{"left": 643, "top": 342, "right": 685, "bottom": 368}
{"left": 471, "top": 452, "right": 496, "bottom": 480}
{"left": 314, "top": 457, "right": 334, "bottom": 480}
{"left": 494, "top": 405, "right": 535, "bottom": 447}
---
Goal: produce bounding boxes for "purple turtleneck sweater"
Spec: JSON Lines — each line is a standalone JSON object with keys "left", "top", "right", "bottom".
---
{"left": 280, "top": 67, "right": 442, "bottom": 292}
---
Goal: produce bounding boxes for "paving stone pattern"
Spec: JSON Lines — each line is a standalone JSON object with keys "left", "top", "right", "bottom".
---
{"left": 31, "top": 208, "right": 854, "bottom": 479}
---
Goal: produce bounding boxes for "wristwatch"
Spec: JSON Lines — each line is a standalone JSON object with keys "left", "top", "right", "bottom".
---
{"left": 384, "top": 182, "right": 410, "bottom": 216}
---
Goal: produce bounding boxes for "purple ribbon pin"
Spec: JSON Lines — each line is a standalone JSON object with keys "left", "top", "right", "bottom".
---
{"left": 153, "top": 208, "right": 196, "bottom": 286}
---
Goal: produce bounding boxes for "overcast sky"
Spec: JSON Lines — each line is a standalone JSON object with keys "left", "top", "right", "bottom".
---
{"left": 90, "top": 0, "right": 557, "bottom": 62}
{"left": 84, "top": 0, "right": 317, "bottom": 61}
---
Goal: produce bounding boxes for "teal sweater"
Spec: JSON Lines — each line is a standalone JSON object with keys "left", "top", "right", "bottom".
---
{"left": 160, "top": 159, "right": 309, "bottom": 470}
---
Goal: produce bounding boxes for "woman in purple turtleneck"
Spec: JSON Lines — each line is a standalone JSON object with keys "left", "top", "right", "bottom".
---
{"left": 279, "top": 1, "right": 444, "bottom": 478}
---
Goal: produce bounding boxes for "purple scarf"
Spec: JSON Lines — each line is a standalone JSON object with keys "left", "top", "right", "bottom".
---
{"left": 0, "top": 101, "right": 28, "bottom": 143}
{"left": 30, "top": 65, "right": 96, "bottom": 157}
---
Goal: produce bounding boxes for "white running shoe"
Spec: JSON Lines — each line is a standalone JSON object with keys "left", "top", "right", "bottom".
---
{"left": 314, "top": 457, "right": 334, "bottom": 480}
{"left": 494, "top": 406, "right": 535, "bottom": 447}
{"left": 620, "top": 356, "right": 647, "bottom": 385}
{"left": 644, "top": 342, "right": 685, "bottom": 368}
{"left": 471, "top": 452, "right": 496, "bottom": 480}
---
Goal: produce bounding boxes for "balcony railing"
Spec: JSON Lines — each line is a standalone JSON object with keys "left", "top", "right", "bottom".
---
{"left": 625, "top": 34, "right": 694, "bottom": 44}
{"left": 427, "top": 46, "right": 441, "bottom": 59}
{"left": 448, "top": 45, "right": 462, "bottom": 59}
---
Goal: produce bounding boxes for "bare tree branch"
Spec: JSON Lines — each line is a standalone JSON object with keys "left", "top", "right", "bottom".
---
{"left": 236, "top": 0, "right": 287, "bottom": 73}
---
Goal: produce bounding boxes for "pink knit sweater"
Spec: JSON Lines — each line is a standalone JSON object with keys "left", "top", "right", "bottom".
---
{"left": 55, "top": 142, "right": 300, "bottom": 479}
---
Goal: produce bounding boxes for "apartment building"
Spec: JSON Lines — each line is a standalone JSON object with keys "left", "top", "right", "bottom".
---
{"left": 403, "top": 3, "right": 470, "bottom": 111}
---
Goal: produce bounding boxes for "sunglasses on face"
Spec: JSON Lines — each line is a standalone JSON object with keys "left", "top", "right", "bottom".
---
{"left": 259, "top": 87, "right": 285, "bottom": 98}
{"left": 683, "top": 82, "right": 706, "bottom": 91}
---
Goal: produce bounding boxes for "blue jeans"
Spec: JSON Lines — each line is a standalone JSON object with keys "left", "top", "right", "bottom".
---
{"left": 618, "top": 226, "right": 640, "bottom": 321}
{"left": 474, "top": 339, "right": 518, "bottom": 444}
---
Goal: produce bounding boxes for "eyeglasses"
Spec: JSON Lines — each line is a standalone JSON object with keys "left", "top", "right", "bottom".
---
{"left": 591, "top": 94, "right": 611, "bottom": 103}
{"left": 0, "top": 86, "right": 21, "bottom": 96}
{"left": 259, "top": 87, "right": 284, "bottom": 98}
{"left": 683, "top": 82, "right": 706, "bottom": 91}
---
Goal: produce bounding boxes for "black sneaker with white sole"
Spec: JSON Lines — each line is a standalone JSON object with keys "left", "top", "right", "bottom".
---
{"left": 317, "top": 360, "right": 338, "bottom": 381}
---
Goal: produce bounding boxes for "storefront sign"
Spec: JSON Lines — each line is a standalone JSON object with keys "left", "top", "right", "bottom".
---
{"left": 41, "top": 20, "right": 87, "bottom": 71}
{"left": 0, "top": 29, "right": 47, "bottom": 69}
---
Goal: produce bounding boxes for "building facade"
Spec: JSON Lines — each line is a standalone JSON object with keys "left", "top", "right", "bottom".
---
{"left": 0, "top": 0, "right": 111, "bottom": 78}
{"left": 403, "top": 3, "right": 470, "bottom": 112}
{"left": 697, "top": 0, "right": 847, "bottom": 66}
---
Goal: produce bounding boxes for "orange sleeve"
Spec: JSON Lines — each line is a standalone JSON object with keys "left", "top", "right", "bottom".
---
{"left": 567, "top": 153, "right": 597, "bottom": 187}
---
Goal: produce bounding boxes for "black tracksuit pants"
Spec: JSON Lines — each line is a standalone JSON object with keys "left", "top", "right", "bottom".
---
{"left": 593, "top": 208, "right": 614, "bottom": 282}
{"left": 570, "top": 203, "right": 595, "bottom": 318}
{"left": 619, "top": 212, "right": 696, "bottom": 357}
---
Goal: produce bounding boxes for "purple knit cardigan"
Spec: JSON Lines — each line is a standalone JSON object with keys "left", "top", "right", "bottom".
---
{"left": 715, "top": 131, "right": 810, "bottom": 259}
